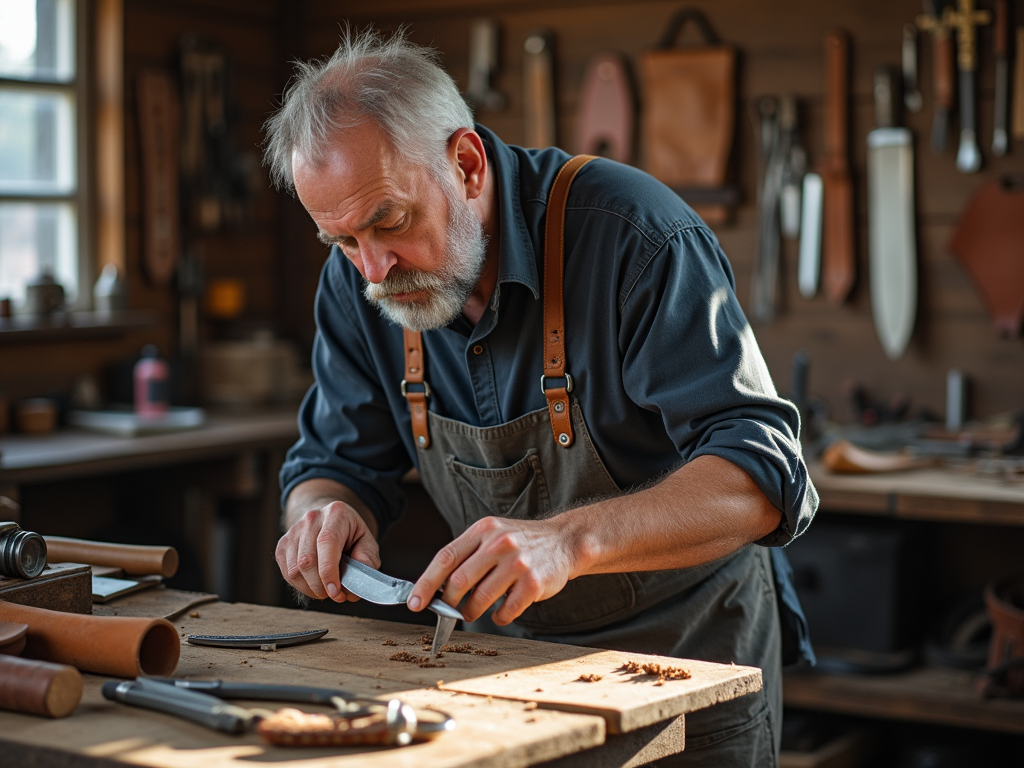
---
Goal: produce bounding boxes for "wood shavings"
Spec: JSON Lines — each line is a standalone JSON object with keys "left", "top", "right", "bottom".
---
{"left": 257, "top": 708, "right": 391, "bottom": 746}
{"left": 619, "top": 660, "right": 691, "bottom": 683}
{"left": 524, "top": 701, "right": 538, "bottom": 710}
{"left": 189, "top": 611, "right": 200, "bottom": 618}
{"left": 388, "top": 651, "right": 446, "bottom": 668}
{"left": 381, "top": 639, "right": 397, "bottom": 646}
{"left": 474, "top": 648, "right": 499, "bottom": 656}
{"left": 436, "top": 680, "right": 444, "bottom": 688}
{"left": 577, "top": 673, "right": 603, "bottom": 682}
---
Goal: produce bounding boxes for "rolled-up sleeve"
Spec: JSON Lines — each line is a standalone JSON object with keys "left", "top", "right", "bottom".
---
{"left": 619, "top": 225, "right": 817, "bottom": 545}
{"left": 279, "top": 252, "right": 413, "bottom": 534}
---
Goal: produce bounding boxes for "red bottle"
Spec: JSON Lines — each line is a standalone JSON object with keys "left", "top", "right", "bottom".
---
{"left": 134, "top": 345, "right": 170, "bottom": 417}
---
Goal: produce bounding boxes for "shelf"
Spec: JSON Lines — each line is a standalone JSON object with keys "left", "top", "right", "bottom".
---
{"left": 0, "top": 310, "right": 161, "bottom": 343}
{"left": 784, "top": 665, "right": 1024, "bottom": 735}
{"left": 809, "top": 460, "right": 1024, "bottom": 527}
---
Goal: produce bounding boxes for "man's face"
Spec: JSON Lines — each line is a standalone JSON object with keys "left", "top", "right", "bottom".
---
{"left": 292, "top": 122, "right": 487, "bottom": 331}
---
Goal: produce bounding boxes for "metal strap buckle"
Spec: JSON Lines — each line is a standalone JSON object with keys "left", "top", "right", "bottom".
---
{"left": 400, "top": 379, "right": 432, "bottom": 398}
{"left": 539, "top": 373, "right": 573, "bottom": 395}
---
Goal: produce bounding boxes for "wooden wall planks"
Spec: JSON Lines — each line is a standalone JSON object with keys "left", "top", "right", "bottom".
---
{"left": 301, "top": 0, "right": 1024, "bottom": 424}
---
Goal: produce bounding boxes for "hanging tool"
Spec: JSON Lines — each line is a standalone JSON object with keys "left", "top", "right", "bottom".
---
{"left": 576, "top": 52, "right": 635, "bottom": 163}
{"left": 903, "top": 24, "right": 924, "bottom": 113}
{"left": 340, "top": 556, "right": 463, "bottom": 656}
{"left": 464, "top": 19, "right": 506, "bottom": 112}
{"left": 918, "top": 0, "right": 955, "bottom": 151}
{"left": 992, "top": 0, "right": 1009, "bottom": 156}
{"left": 523, "top": 30, "right": 557, "bottom": 148}
{"left": 779, "top": 96, "right": 806, "bottom": 240}
{"left": 1015, "top": 29, "right": 1024, "bottom": 142}
{"left": 947, "top": 0, "right": 992, "bottom": 172}
{"left": 751, "top": 97, "right": 784, "bottom": 324}
{"left": 798, "top": 172, "right": 823, "bottom": 298}
{"left": 867, "top": 67, "right": 918, "bottom": 360}
{"left": 821, "top": 29, "right": 855, "bottom": 305}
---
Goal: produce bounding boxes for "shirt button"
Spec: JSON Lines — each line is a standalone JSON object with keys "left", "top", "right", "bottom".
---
{"left": 473, "top": 345, "right": 484, "bottom": 355}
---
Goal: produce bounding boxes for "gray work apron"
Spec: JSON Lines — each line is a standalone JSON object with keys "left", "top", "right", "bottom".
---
{"left": 404, "top": 157, "right": 782, "bottom": 765}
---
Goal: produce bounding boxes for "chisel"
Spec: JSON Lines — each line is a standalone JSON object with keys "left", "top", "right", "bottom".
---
{"left": 867, "top": 68, "right": 917, "bottom": 360}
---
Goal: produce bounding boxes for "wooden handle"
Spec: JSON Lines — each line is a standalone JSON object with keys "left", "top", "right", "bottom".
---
{"left": 935, "top": 32, "right": 955, "bottom": 109}
{"left": 824, "top": 29, "right": 850, "bottom": 169}
{"left": 0, "top": 655, "right": 83, "bottom": 718}
{"left": 994, "top": 0, "right": 1008, "bottom": 57}
{"left": 43, "top": 537, "right": 178, "bottom": 578}
{"left": 1015, "top": 28, "right": 1024, "bottom": 139}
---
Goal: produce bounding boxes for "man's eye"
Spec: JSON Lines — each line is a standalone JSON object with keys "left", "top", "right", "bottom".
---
{"left": 380, "top": 217, "right": 406, "bottom": 233}
{"left": 339, "top": 237, "right": 358, "bottom": 252}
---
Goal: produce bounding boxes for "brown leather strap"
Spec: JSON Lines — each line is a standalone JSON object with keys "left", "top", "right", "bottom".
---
{"left": 401, "top": 328, "right": 431, "bottom": 449}
{"left": 543, "top": 155, "right": 597, "bottom": 448}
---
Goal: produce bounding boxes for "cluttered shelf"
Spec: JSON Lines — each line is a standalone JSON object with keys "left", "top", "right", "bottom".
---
{"left": 0, "top": 311, "right": 161, "bottom": 343}
{"left": 807, "top": 459, "right": 1024, "bottom": 525}
{"left": 783, "top": 665, "right": 1024, "bottom": 735}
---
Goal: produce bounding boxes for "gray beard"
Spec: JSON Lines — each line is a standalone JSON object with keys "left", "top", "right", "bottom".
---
{"left": 363, "top": 191, "right": 488, "bottom": 331}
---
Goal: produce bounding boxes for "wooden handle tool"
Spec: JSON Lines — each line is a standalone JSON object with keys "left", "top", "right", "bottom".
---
{"left": 43, "top": 537, "right": 178, "bottom": 578}
{"left": 0, "top": 655, "right": 83, "bottom": 718}
{"left": 821, "top": 29, "right": 855, "bottom": 305}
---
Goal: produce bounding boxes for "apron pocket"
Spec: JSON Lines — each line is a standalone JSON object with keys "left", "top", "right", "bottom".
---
{"left": 446, "top": 450, "right": 552, "bottom": 531}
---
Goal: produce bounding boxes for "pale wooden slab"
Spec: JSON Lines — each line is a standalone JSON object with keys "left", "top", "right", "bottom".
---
{"left": 164, "top": 601, "right": 760, "bottom": 735}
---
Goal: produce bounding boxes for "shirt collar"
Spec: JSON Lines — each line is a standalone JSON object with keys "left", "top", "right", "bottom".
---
{"left": 475, "top": 124, "right": 540, "bottom": 300}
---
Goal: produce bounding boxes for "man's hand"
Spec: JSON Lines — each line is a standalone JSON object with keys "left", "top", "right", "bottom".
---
{"left": 277, "top": 479, "right": 380, "bottom": 602}
{"left": 407, "top": 516, "right": 580, "bottom": 625}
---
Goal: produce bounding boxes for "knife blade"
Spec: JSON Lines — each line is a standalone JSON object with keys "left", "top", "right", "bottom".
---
{"left": 798, "top": 172, "right": 823, "bottom": 298}
{"left": 992, "top": 0, "right": 1009, "bottom": 155}
{"left": 341, "top": 556, "right": 463, "bottom": 655}
{"left": 867, "top": 67, "right": 917, "bottom": 360}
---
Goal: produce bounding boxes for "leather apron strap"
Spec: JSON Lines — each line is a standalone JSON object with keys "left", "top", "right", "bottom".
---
{"left": 402, "top": 154, "right": 597, "bottom": 450}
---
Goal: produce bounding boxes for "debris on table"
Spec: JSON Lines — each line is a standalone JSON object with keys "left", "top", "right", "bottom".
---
{"left": 619, "top": 660, "right": 692, "bottom": 684}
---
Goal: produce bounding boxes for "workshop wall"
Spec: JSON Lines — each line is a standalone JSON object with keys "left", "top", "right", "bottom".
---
{"left": 301, "top": 0, "right": 1024, "bottom": 426}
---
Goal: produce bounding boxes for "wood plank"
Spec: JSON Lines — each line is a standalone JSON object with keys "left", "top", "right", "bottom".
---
{"left": 784, "top": 666, "right": 1024, "bottom": 735}
{"left": 161, "top": 601, "right": 760, "bottom": 736}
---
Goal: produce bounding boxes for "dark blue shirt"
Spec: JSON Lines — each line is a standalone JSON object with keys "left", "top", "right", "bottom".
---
{"left": 281, "top": 125, "right": 818, "bottom": 546}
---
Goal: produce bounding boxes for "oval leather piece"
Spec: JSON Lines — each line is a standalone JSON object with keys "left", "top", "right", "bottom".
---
{"left": 949, "top": 179, "right": 1024, "bottom": 337}
{"left": 0, "top": 621, "right": 28, "bottom": 656}
{"left": 576, "top": 52, "right": 635, "bottom": 163}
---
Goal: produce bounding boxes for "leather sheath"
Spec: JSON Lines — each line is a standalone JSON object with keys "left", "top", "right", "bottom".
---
{"left": 576, "top": 53, "right": 635, "bottom": 163}
{"left": 639, "top": 8, "right": 736, "bottom": 225}
{"left": 0, "top": 655, "right": 83, "bottom": 718}
{"left": 44, "top": 536, "right": 179, "bottom": 578}
{"left": 948, "top": 179, "right": 1024, "bottom": 336}
{"left": 0, "top": 601, "right": 180, "bottom": 677}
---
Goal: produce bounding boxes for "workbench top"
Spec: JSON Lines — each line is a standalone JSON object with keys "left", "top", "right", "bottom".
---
{"left": 0, "top": 593, "right": 762, "bottom": 768}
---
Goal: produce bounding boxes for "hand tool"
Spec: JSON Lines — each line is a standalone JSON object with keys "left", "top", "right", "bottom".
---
{"left": 523, "top": 30, "right": 556, "bottom": 148}
{"left": 103, "top": 676, "right": 456, "bottom": 746}
{"left": 992, "top": 0, "right": 1009, "bottom": 155}
{"left": 751, "top": 96, "right": 783, "bottom": 324}
{"left": 903, "top": 24, "right": 924, "bottom": 113}
{"left": 464, "top": 18, "right": 506, "bottom": 112}
{"left": 948, "top": 0, "right": 992, "bottom": 172}
{"left": 778, "top": 95, "right": 806, "bottom": 240}
{"left": 1015, "top": 29, "right": 1024, "bottom": 141}
{"left": 821, "top": 29, "right": 856, "bottom": 305}
{"left": 340, "top": 556, "right": 463, "bottom": 656}
{"left": 867, "top": 67, "right": 918, "bottom": 360}
{"left": 918, "top": 0, "right": 955, "bottom": 151}
{"left": 798, "top": 172, "right": 823, "bottom": 298}
{"left": 186, "top": 628, "right": 329, "bottom": 649}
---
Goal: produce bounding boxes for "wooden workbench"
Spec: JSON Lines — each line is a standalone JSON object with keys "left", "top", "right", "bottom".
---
{"left": 0, "top": 592, "right": 762, "bottom": 768}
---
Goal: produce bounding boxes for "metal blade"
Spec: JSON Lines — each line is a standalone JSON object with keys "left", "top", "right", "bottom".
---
{"left": 956, "top": 69, "right": 981, "bottom": 173}
{"left": 340, "top": 556, "right": 414, "bottom": 605}
{"left": 798, "top": 173, "right": 823, "bottom": 298}
{"left": 867, "top": 128, "right": 917, "bottom": 360}
{"left": 431, "top": 615, "right": 457, "bottom": 657}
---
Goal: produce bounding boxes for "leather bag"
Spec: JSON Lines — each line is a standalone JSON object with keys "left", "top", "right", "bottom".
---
{"left": 639, "top": 8, "right": 737, "bottom": 224}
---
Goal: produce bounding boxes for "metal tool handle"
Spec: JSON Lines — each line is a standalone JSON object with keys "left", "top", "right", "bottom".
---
{"left": 143, "top": 677, "right": 354, "bottom": 705}
{"left": 902, "top": 25, "right": 923, "bottom": 113}
{"left": 103, "top": 680, "right": 253, "bottom": 733}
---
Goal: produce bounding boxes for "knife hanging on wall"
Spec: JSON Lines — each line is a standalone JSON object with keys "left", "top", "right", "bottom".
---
{"left": 820, "top": 29, "right": 855, "bottom": 305}
{"left": 919, "top": 0, "right": 955, "bottom": 152}
{"left": 751, "top": 96, "right": 783, "bottom": 324}
{"left": 948, "top": 0, "right": 991, "bottom": 172}
{"left": 523, "top": 30, "right": 557, "bottom": 148}
{"left": 867, "top": 67, "right": 918, "bottom": 360}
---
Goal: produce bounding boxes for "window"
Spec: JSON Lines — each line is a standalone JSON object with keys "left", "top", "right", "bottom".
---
{"left": 0, "top": 0, "right": 86, "bottom": 312}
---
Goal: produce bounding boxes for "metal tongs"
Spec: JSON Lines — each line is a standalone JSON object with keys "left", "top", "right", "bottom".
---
{"left": 340, "top": 556, "right": 463, "bottom": 655}
{"left": 102, "top": 677, "right": 455, "bottom": 746}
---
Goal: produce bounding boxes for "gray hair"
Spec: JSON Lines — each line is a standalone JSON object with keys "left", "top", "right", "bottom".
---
{"left": 263, "top": 27, "right": 474, "bottom": 192}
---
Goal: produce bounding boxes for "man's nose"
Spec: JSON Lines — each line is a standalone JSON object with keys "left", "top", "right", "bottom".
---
{"left": 360, "top": 241, "right": 397, "bottom": 284}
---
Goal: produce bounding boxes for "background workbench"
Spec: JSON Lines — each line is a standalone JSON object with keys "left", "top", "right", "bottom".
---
{"left": 0, "top": 594, "right": 762, "bottom": 768}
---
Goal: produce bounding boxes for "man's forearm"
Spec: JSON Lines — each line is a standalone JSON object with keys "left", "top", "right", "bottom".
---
{"left": 284, "top": 477, "right": 379, "bottom": 538}
{"left": 563, "top": 454, "right": 782, "bottom": 578}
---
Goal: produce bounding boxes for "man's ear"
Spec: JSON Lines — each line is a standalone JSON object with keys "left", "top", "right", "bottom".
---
{"left": 449, "top": 128, "right": 487, "bottom": 200}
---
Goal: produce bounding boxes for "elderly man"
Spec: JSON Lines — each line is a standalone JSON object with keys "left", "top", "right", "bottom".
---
{"left": 266, "top": 29, "right": 816, "bottom": 766}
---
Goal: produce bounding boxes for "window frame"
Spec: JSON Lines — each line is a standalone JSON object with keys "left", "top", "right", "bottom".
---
{"left": 0, "top": 0, "right": 92, "bottom": 311}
